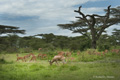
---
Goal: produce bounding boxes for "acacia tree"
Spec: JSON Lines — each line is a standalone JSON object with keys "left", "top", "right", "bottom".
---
{"left": 0, "top": 25, "right": 25, "bottom": 35}
{"left": 58, "top": 5, "right": 120, "bottom": 49}
{"left": 0, "top": 25, "right": 25, "bottom": 52}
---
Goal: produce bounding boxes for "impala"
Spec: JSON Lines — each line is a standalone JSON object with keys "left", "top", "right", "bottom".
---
{"left": 38, "top": 48, "right": 42, "bottom": 51}
{"left": 49, "top": 55, "right": 66, "bottom": 65}
{"left": 57, "top": 51, "right": 65, "bottom": 56}
{"left": 16, "top": 54, "right": 24, "bottom": 62}
{"left": 37, "top": 53, "right": 43, "bottom": 58}
{"left": 23, "top": 54, "right": 30, "bottom": 62}
{"left": 41, "top": 54, "right": 47, "bottom": 59}
{"left": 30, "top": 55, "right": 37, "bottom": 62}
{"left": 66, "top": 52, "right": 71, "bottom": 57}
{"left": 37, "top": 53, "right": 47, "bottom": 59}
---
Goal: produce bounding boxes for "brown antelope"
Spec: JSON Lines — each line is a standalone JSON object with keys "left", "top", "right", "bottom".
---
{"left": 57, "top": 51, "right": 65, "bottom": 56}
{"left": 30, "top": 55, "right": 37, "bottom": 62}
{"left": 16, "top": 54, "right": 24, "bottom": 62}
{"left": 49, "top": 55, "right": 66, "bottom": 65}
{"left": 23, "top": 54, "right": 30, "bottom": 62}
{"left": 42, "top": 54, "right": 47, "bottom": 59}
{"left": 29, "top": 53, "right": 35, "bottom": 57}
{"left": 37, "top": 53, "right": 47, "bottom": 59}
{"left": 66, "top": 52, "right": 71, "bottom": 57}
{"left": 38, "top": 48, "right": 42, "bottom": 51}
{"left": 37, "top": 53, "right": 43, "bottom": 58}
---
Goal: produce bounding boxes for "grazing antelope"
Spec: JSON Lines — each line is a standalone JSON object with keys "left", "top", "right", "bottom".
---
{"left": 23, "top": 54, "right": 30, "bottom": 62}
{"left": 29, "top": 53, "right": 35, "bottom": 57}
{"left": 30, "top": 55, "right": 37, "bottom": 62}
{"left": 16, "top": 54, "right": 24, "bottom": 62}
{"left": 37, "top": 53, "right": 47, "bottom": 59}
{"left": 49, "top": 55, "right": 66, "bottom": 65}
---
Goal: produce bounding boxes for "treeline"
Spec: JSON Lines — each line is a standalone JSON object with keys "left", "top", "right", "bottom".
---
{"left": 0, "top": 30, "right": 120, "bottom": 53}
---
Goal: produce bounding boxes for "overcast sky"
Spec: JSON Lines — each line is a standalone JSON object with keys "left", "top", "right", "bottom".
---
{"left": 0, "top": 0, "right": 120, "bottom": 37}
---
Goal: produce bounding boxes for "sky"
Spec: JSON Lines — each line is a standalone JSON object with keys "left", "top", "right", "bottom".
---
{"left": 0, "top": 0, "right": 120, "bottom": 37}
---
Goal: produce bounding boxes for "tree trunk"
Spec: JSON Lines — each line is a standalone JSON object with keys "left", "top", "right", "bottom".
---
{"left": 91, "top": 40, "right": 96, "bottom": 49}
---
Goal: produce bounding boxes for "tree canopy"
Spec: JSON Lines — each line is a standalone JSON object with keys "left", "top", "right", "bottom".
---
{"left": 58, "top": 5, "right": 120, "bottom": 49}
{"left": 0, "top": 25, "right": 25, "bottom": 35}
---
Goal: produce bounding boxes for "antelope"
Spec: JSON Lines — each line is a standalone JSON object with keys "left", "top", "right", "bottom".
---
{"left": 65, "top": 52, "right": 71, "bottom": 57}
{"left": 57, "top": 51, "right": 65, "bottom": 56}
{"left": 23, "top": 54, "right": 30, "bottom": 62}
{"left": 16, "top": 54, "right": 24, "bottom": 62}
{"left": 30, "top": 55, "right": 37, "bottom": 62}
{"left": 37, "top": 53, "right": 43, "bottom": 58}
{"left": 29, "top": 53, "right": 35, "bottom": 57}
{"left": 49, "top": 55, "right": 66, "bottom": 65}
{"left": 42, "top": 54, "right": 47, "bottom": 59}
{"left": 38, "top": 48, "right": 42, "bottom": 51}
{"left": 37, "top": 53, "right": 47, "bottom": 59}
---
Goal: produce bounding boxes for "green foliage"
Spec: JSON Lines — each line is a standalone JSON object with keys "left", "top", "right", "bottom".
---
{"left": 6, "top": 47, "right": 19, "bottom": 53}
{"left": 98, "top": 44, "right": 110, "bottom": 51}
{"left": 69, "top": 65, "right": 79, "bottom": 71}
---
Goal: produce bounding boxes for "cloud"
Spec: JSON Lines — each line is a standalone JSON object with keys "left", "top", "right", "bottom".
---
{"left": 0, "top": 0, "right": 100, "bottom": 19}
{"left": 0, "top": 0, "right": 119, "bottom": 37}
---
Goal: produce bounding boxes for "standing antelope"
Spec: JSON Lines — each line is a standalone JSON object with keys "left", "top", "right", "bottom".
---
{"left": 37, "top": 53, "right": 47, "bottom": 59}
{"left": 16, "top": 54, "right": 24, "bottom": 62}
{"left": 57, "top": 51, "right": 65, "bottom": 56}
{"left": 37, "top": 53, "right": 43, "bottom": 58}
{"left": 30, "top": 55, "right": 37, "bottom": 62}
{"left": 29, "top": 53, "right": 35, "bottom": 57}
{"left": 49, "top": 55, "right": 66, "bottom": 65}
{"left": 66, "top": 52, "right": 71, "bottom": 57}
{"left": 23, "top": 54, "right": 30, "bottom": 62}
{"left": 42, "top": 54, "right": 47, "bottom": 59}
{"left": 38, "top": 48, "right": 42, "bottom": 51}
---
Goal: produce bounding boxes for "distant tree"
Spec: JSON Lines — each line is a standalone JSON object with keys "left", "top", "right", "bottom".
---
{"left": 69, "top": 36, "right": 91, "bottom": 51}
{"left": 58, "top": 5, "right": 120, "bottom": 49}
{"left": 35, "top": 33, "right": 55, "bottom": 43}
{"left": 112, "top": 28, "right": 120, "bottom": 46}
{"left": 0, "top": 25, "right": 25, "bottom": 52}
{"left": 0, "top": 25, "right": 25, "bottom": 35}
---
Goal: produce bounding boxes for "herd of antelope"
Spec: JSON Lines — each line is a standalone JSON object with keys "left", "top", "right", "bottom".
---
{"left": 16, "top": 53, "right": 47, "bottom": 62}
{"left": 16, "top": 48, "right": 120, "bottom": 65}
{"left": 16, "top": 49, "right": 75, "bottom": 65}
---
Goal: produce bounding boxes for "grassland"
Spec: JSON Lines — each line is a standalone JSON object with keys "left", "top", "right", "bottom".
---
{"left": 0, "top": 52, "right": 120, "bottom": 80}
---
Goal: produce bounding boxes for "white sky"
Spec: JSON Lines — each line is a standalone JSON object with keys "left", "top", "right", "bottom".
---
{"left": 0, "top": 0, "right": 120, "bottom": 37}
